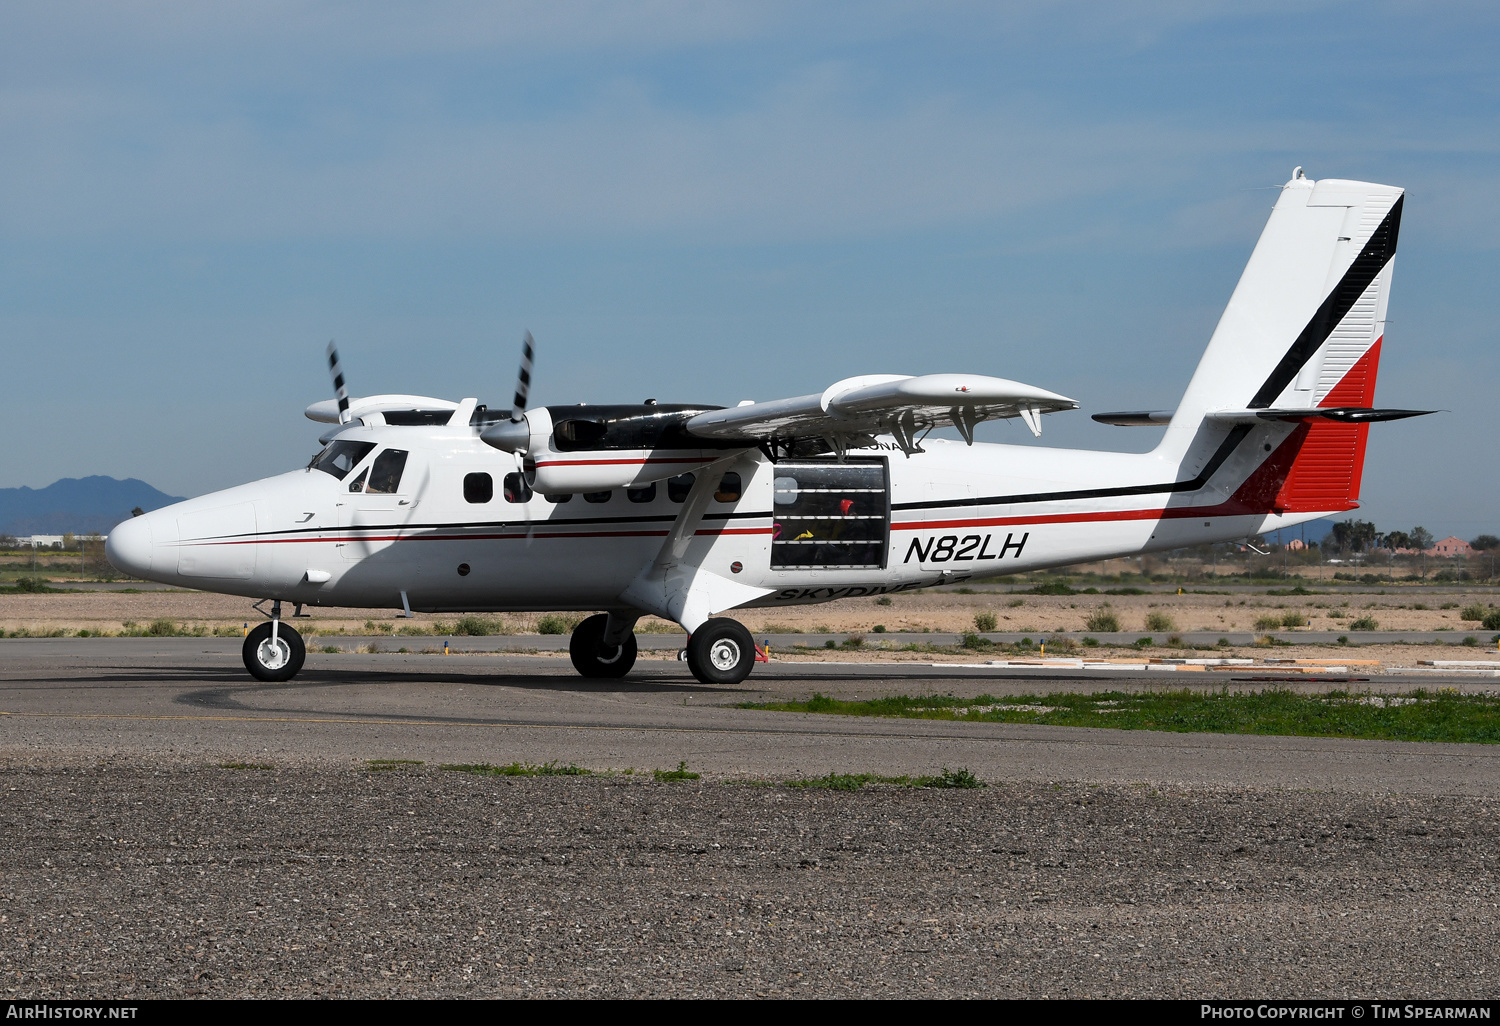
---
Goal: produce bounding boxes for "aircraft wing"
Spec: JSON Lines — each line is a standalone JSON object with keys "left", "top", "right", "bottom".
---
{"left": 684, "top": 373, "right": 1077, "bottom": 456}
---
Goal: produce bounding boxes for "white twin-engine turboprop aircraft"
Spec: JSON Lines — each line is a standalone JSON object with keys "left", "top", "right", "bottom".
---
{"left": 108, "top": 171, "right": 1430, "bottom": 686}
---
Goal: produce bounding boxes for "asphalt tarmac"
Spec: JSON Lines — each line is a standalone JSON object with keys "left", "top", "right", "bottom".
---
{"left": 3, "top": 638, "right": 1499, "bottom": 998}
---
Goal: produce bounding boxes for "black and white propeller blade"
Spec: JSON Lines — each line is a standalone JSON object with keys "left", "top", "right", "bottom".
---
{"left": 512, "top": 331, "right": 534, "bottom": 423}
{"left": 480, "top": 331, "right": 537, "bottom": 452}
{"left": 326, "top": 340, "right": 351, "bottom": 424}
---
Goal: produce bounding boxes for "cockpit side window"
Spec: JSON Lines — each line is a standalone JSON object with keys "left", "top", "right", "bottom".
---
{"left": 309, "top": 440, "right": 376, "bottom": 481}
{"left": 348, "top": 468, "right": 369, "bottom": 493}
{"left": 366, "top": 449, "right": 409, "bottom": 494}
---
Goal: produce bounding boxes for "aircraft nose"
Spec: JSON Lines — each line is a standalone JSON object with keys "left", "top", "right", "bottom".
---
{"left": 106, "top": 514, "right": 154, "bottom": 577}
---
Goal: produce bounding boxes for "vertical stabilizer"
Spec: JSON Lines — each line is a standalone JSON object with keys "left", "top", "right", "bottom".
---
{"left": 1159, "top": 170, "right": 1402, "bottom": 512}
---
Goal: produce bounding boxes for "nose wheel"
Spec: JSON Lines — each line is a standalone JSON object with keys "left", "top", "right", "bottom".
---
{"left": 243, "top": 620, "right": 306, "bottom": 682}
{"left": 685, "top": 618, "right": 756, "bottom": 686}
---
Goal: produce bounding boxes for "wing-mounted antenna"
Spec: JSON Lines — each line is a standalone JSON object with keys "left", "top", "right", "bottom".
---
{"left": 480, "top": 331, "right": 537, "bottom": 453}
{"left": 326, "top": 340, "right": 351, "bottom": 424}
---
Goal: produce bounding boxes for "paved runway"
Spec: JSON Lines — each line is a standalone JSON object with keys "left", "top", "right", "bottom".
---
{"left": 3, "top": 637, "right": 1499, "bottom": 793}
{"left": 6, "top": 638, "right": 1500, "bottom": 998}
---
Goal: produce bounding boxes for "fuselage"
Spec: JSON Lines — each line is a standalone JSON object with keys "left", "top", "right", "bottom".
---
{"left": 105, "top": 413, "right": 1325, "bottom": 615}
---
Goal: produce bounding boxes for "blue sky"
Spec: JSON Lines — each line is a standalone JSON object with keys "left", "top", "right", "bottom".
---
{"left": 1, "top": 2, "right": 1495, "bottom": 538}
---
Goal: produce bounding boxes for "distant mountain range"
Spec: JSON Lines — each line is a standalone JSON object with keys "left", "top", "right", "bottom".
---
{"left": 0, "top": 477, "right": 185, "bottom": 537}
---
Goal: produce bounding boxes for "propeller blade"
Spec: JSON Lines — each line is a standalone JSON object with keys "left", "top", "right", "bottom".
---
{"left": 512, "top": 331, "right": 534, "bottom": 423}
{"left": 326, "top": 340, "right": 351, "bottom": 424}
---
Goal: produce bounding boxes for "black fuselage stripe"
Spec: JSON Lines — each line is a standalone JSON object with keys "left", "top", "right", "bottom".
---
{"left": 891, "top": 425, "right": 1252, "bottom": 512}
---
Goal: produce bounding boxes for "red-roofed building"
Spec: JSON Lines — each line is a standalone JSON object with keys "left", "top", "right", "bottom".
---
{"left": 1426, "top": 536, "right": 1474, "bottom": 557}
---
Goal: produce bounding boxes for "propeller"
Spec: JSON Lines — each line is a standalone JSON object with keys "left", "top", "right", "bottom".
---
{"left": 326, "top": 340, "right": 351, "bottom": 424}
{"left": 480, "top": 332, "right": 537, "bottom": 453}
{"left": 512, "top": 330, "right": 534, "bottom": 423}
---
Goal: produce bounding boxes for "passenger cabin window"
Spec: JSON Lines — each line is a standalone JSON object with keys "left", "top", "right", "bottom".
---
{"left": 503, "top": 473, "right": 532, "bottom": 503}
{"left": 627, "top": 483, "right": 656, "bottom": 503}
{"left": 544, "top": 494, "right": 573, "bottom": 503}
{"left": 464, "top": 472, "right": 493, "bottom": 504}
{"left": 667, "top": 474, "right": 694, "bottom": 503}
{"left": 714, "top": 472, "right": 742, "bottom": 503}
{"left": 309, "top": 440, "right": 375, "bottom": 480}
{"left": 584, "top": 491, "right": 611, "bottom": 504}
{"left": 366, "top": 449, "right": 409, "bottom": 494}
{"left": 347, "top": 468, "right": 369, "bottom": 493}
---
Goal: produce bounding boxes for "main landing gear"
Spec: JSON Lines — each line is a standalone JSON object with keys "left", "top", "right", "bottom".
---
{"left": 567, "top": 613, "right": 757, "bottom": 686}
{"left": 569, "top": 613, "right": 638, "bottom": 678}
{"left": 684, "top": 618, "right": 756, "bottom": 686}
{"left": 243, "top": 600, "right": 306, "bottom": 682}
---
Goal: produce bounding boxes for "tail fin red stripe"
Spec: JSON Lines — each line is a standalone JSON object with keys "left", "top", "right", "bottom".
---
{"left": 1273, "top": 337, "right": 1382, "bottom": 512}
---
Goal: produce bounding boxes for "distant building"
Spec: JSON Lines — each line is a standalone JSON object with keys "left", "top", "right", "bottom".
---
{"left": 1427, "top": 536, "right": 1474, "bottom": 557}
{"left": 14, "top": 535, "right": 106, "bottom": 548}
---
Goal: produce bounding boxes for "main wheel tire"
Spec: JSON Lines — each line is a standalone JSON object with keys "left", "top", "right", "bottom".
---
{"left": 242, "top": 622, "right": 306, "bottom": 682}
{"left": 568, "top": 613, "right": 638, "bottom": 678}
{"left": 685, "top": 618, "right": 756, "bottom": 686}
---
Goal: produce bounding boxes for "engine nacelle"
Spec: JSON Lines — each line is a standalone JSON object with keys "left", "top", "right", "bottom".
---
{"left": 481, "top": 403, "right": 746, "bottom": 494}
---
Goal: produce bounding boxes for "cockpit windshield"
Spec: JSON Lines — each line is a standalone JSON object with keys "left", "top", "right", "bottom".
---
{"left": 309, "top": 440, "right": 375, "bottom": 480}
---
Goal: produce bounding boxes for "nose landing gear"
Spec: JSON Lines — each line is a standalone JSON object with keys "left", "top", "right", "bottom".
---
{"left": 243, "top": 601, "right": 306, "bottom": 682}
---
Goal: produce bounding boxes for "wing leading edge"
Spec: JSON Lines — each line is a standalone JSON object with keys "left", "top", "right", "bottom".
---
{"left": 684, "top": 373, "right": 1076, "bottom": 457}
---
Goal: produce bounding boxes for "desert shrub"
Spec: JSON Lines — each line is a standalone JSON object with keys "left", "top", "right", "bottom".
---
{"left": 636, "top": 619, "right": 684, "bottom": 634}
{"left": 1484, "top": 611, "right": 1500, "bottom": 631}
{"left": 147, "top": 618, "right": 183, "bottom": 637}
{"left": 1327, "top": 608, "right": 1347, "bottom": 619}
{"left": 961, "top": 633, "right": 994, "bottom": 650}
{"left": 973, "top": 612, "right": 998, "bottom": 632}
{"left": 875, "top": 596, "right": 892, "bottom": 606}
{"left": 1349, "top": 616, "right": 1379, "bottom": 631}
{"left": 364, "top": 619, "right": 394, "bottom": 634}
{"left": 1252, "top": 615, "right": 1283, "bottom": 631}
{"left": 452, "top": 615, "right": 504, "bottom": 636}
{"left": 1030, "top": 581, "right": 1075, "bottom": 595}
{"left": 1081, "top": 637, "right": 1100, "bottom": 647}
{"left": 1464, "top": 636, "right": 1479, "bottom": 647}
{"left": 1144, "top": 611, "right": 1177, "bottom": 632}
{"left": 841, "top": 635, "right": 865, "bottom": 649}
{"left": 536, "top": 614, "right": 577, "bottom": 635}
{"left": 1281, "top": 611, "right": 1307, "bottom": 628}
{"left": 1461, "top": 604, "right": 1487, "bottom": 622}
{"left": 1007, "top": 597, "right": 1025, "bottom": 608}
{"left": 1084, "top": 611, "right": 1120, "bottom": 632}
{"left": 871, "top": 624, "right": 886, "bottom": 633}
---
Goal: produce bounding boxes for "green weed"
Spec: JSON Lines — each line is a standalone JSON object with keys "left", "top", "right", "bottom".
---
{"left": 654, "top": 761, "right": 700, "bottom": 782}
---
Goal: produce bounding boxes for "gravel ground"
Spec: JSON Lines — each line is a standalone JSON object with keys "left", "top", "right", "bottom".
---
{"left": 3, "top": 763, "right": 1497, "bottom": 999}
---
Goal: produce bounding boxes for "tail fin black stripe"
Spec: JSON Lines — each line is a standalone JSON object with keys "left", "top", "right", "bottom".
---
{"left": 1248, "top": 194, "right": 1402, "bottom": 409}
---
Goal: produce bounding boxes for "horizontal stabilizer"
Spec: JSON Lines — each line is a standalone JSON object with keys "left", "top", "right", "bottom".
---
{"left": 685, "top": 373, "right": 1076, "bottom": 455}
{"left": 1205, "top": 407, "right": 1435, "bottom": 424}
{"left": 1091, "top": 410, "right": 1173, "bottom": 427}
